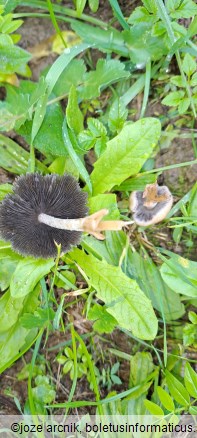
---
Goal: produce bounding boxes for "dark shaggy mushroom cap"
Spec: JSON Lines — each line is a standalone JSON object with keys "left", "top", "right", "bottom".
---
{"left": 0, "top": 173, "right": 88, "bottom": 258}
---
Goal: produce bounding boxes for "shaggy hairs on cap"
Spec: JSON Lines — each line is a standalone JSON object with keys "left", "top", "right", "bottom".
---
{"left": 0, "top": 173, "right": 88, "bottom": 258}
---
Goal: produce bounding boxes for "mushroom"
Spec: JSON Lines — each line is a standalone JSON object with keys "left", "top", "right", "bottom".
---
{"left": 0, "top": 173, "right": 132, "bottom": 258}
{"left": 129, "top": 182, "right": 173, "bottom": 226}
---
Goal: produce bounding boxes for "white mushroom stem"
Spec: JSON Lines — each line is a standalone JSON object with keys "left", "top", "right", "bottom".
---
{"left": 38, "top": 209, "right": 133, "bottom": 240}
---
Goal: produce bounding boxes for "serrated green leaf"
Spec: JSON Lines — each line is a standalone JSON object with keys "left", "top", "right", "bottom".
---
{"left": 79, "top": 59, "right": 129, "bottom": 100}
{"left": 123, "top": 23, "right": 167, "bottom": 64}
{"left": 71, "top": 249, "right": 158, "bottom": 340}
{"left": 182, "top": 53, "right": 196, "bottom": 76}
{"left": 170, "top": 75, "right": 185, "bottom": 87}
{"left": 144, "top": 400, "right": 164, "bottom": 415}
{"left": 191, "top": 72, "right": 197, "bottom": 87}
{"left": 88, "top": 303, "right": 117, "bottom": 333}
{"left": 165, "top": 370, "right": 190, "bottom": 406}
{"left": 128, "top": 7, "right": 156, "bottom": 25}
{"left": 178, "top": 97, "right": 190, "bottom": 114}
{"left": 21, "top": 307, "right": 55, "bottom": 329}
{"left": 19, "top": 101, "right": 66, "bottom": 157}
{"left": 10, "top": 258, "right": 54, "bottom": 298}
{"left": 0, "top": 44, "right": 31, "bottom": 75}
{"left": 162, "top": 91, "right": 185, "bottom": 106}
{"left": 184, "top": 363, "right": 197, "bottom": 398}
{"left": 90, "top": 118, "right": 161, "bottom": 195}
{"left": 157, "top": 386, "right": 175, "bottom": 411}
{"left": 169, "top": 0, "right": 197, "bottom": 19}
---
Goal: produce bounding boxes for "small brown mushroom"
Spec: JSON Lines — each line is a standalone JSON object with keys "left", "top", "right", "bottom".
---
{"left": 129, "top": 182, "right": 173, "bottom": 226}
{"left": 0, "top": 173, "right": 132, "bottom": 258}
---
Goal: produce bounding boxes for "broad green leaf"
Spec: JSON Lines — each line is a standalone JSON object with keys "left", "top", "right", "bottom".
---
{"left": 184, "top": 363, "right": 197, "bottom": 398}
{"left": 88, "top": 194, "right": 120, "bottom": 219}
{"left": 157, "top": 386, "right": 175, "bottom": 411}
{"left": 0, "top": 258, "right": 18, "bottom": 291}
{"left": 79, "top": 59, "right": 130, "bottom": 100}
{"left": 160, "top": 254, "right": 197, "bottom": 298}
{"left": 0, "top": 285, "right": 40, "bottom": 373}
{"left": 0, "top": 134, "right": 47, "bottom": 174}
{"left": 53, "top": 59, "right": 86, "bottom": 97}
{"left": 129, "top": 352, "right": 154, "bottom": 387}
{"left": 88, "top": 304, "right": 117, "bottom": 333}
{"left": 19, "top": 101, "right": 66, "bottom": 157}
{"left": 66, "top": 85, "right": 84, "bottom": 134}
{"left": 108, "top": 98, "right": 128, "bottom": 133}
{"left": 90, "top": 118, "right": 161, "bottom": 195}
{"left": 144, "top": 399, "right": 164, "bottom": 416}
{"left": 71, "top": 249, "right": 158, "bottom": 340}
{"left": 123, "top": 23, "right": 167, "bottom": 64}
{"left": 114, "top": 173, "right": 156, "bottom": 191}
{"left": 71, "top": 22, "right": 130, "bottom": 57}
{"left": 165, "top": 370, "right": 190, "bottom": 406}
{"left": 46, "top": 43, "right": 90, "bottom": 95}
{"left": 127, "top": 251, "right": 185, "bottom": 321}
{"left": 10, "top": 258, "right": 54, "bottom": 298}
{"left": 0, "top": 44, "right": 31, "bottom": 75}
{"left": 0, "top": 290, "right": 25, "bottom": 333}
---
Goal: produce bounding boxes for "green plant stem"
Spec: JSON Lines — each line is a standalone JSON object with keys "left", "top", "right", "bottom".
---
{"left": 156, "top": 0, "right": 196, "bottom": 118}
{"left": 140, "top": 158, "right": 197, "bottom": 175}
{"left": 13, "top": 0, "right": 106, "bottom": 28}
{"left": 140, "top": 59, "right": 151, "bottom": 118}
{"left": 46, "top": 0, "right": 67, "bottom": 48}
